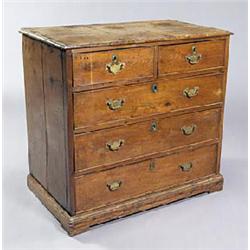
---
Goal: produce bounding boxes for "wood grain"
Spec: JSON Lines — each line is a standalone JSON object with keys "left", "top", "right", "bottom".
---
{"left": 20, "top": 20, "right": 231, "bottom": 49}
{"left": 74, "top": 108, "right": 221, "bottom": 172}
{"left": 74, "top": 144, "right": 218, "bottom": 212}
{"left": 42, "top": 44, "right": 70, "bottom": 211}
{"left": 62, "top": 50, "right": 76, "bottom": 215}
{"left": 73, "top": 47, "right": 154, "bottom": 88}
{"left": 27, "top": 173, "right": 223, "bottom": 236}
{"left": 159, "top": 39, "right": 226, "bottom": 76}
{"left": 23, "top": 36, "right": 74, "bottom": 213}
{"left": 22, "top": 36, "right": 47, "bottom": 187}
{"left": 74, "top": 73, "right": 224, "bottom": 130}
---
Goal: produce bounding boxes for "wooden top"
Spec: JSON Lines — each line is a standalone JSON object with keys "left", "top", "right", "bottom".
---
{"left": 20, "top": 20, "right": 231, "bottom": 49}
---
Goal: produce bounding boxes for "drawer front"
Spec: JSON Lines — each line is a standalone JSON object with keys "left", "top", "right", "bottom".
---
{"left": 74, "top": 74, "right": 223, "bottom": 130}
{"left": 73, "top": 47, "right": 154, "bottom": 88}
{"left": 74, "top": 109, "right": 220, "bottom": 172}
{"left": 74, "top": 144, "right": 217, "bottom": 212}
{"left": 159, "top": 40, "right": 225, "bottom": 75}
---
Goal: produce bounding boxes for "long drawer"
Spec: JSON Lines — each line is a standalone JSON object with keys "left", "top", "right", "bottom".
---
{"left": 74, "top": 144, "right": 218, "bottom": 212}
{"left": 74, "top": 73, "right": 223, "bottom": 130}
{"left": 74, "top": 108, "right": 220, "bottom": 172}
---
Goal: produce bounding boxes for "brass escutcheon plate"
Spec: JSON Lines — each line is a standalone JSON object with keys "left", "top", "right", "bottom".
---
{"left": 106, "top": 54, "right": 125, "bottom": 75}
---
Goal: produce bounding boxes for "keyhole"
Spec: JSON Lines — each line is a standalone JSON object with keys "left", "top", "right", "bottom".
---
{"left": 151, "top": 83, "right": 158, "bottom": 93}
{"left": 149, "top": 161, "right": 156, "bottom": 171}
{"left": 151, "top": 121, "right": 158, "bottom": 132}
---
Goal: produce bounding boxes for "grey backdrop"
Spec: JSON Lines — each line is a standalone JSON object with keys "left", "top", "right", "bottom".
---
{"left": 3, "top": 1, "right": 248, "bottom": 250}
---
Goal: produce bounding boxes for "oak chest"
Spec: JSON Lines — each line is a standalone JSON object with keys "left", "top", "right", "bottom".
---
{"left": 21, "top": 20, "right": 232, "bottom": 236}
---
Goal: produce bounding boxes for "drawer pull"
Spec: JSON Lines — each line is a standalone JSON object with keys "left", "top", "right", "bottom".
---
{"left": 106, "top": 54, "right": 125, "bottom": 75}
{"left": 106, "top": 99, "right": 125, "bottom": 110}
{"left": 181, "top": 124, "right": 196, "bottom": 136}
{"left": 179, "top": 162, "right": 193, "bottom": 171}
{"left": 151, "top": 83, "right": 158, "bottom": 93}
{"left": 107, "top": 180, "right": 122, "bottom": 191}
{"left": 106, "top": 139, "right": 124, "bottom": 151}
{"left": 183, "top": 86, "right": 199, "bottom": 98}
{"left": 185, "top": 46, "right": 202, "bottom": 65}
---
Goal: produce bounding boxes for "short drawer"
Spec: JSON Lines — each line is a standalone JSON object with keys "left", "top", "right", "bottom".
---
{"left": 159, "top": 40, "right": 226, "bottom": 75}
{"left": 74, "top": 108, "right": 220, "bottom": 172}
{"left": 74, "top": 144, "right": 217, "bottom": 212}
{"left": 74, "top": 74, "right": 223, "bottom": 130}
{"left": 73, "top": 47, "right": 154, "bottom": 89}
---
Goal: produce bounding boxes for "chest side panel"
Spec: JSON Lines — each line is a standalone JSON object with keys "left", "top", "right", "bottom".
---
{"left": 23, "top": 36, "right": 73, "bottom": 213}
{"left": 42, "top": 43, "right": 72, "bottom": 213}
{"left": 22, "top": 36, "right": 47, "bottom": 187}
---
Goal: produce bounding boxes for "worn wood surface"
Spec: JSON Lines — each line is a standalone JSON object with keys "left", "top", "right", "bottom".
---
{"left": 27, "top": 173, "right": 223, "bottom": 236}
{"left": 42, "top": 44, "right": 71, "bottom": 212}
{"left": 23, "top": 36, "right": 74, "bottom": 213}
{"left": 159, "top": 39, "right": 225, "bottom": 75}
{"left": 74, "top": 144, "right": 217, "bottom": 212}
{"left": 22, "top": 36, "right": 47, "bottom": 187}
{"left": 22, "top": 20, "right": 231, "bottom": 235}
{"left": 74, "top": 109, "right": 220, "bottom": 172}
{"left": 63, "top": 50, "right": 76, "bottom": 214}
{"left": 73, "top": 47, "right": 154, "bottom": 88}
{"left": 74, "top": 73, "right": 223, "bottom": 130}
{"left": 20, "top": 20, "right": 231, "bottom": 49}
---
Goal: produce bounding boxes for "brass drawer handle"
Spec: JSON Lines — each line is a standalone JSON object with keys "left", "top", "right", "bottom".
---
{"left": 107, "top": 180, "right": 122, "bottom": 191}
{"left": 106, "top": 99, "right": 125, "bottom": 110}
{"left": 106, "top": 54, "right": 125, "bottom": 75}
{"left": 179, "top": 162, "right": 192, "bottom": 171}
{"left": 185, "top": 46, "right": 202, "bottom": 65}
{"left": 106, "top": 139, "right": 124, "bottom": 151}
{"left": 181, "top": 124, "right": 196, "bottom": 136}
{"left": 183, "top": 86, "right": 199, "bottom": 98}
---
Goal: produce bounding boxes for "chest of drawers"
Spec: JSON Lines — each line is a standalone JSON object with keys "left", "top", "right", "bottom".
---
{"left": 21, "top": 20, "right": 232, "bottom": 236}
